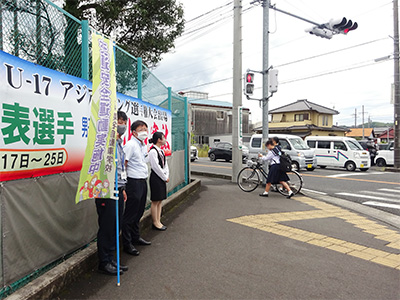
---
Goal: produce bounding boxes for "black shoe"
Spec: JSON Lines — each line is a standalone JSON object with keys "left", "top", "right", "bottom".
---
{"left": 287, "top": 192, "right": 294, "bottom": 199}
{"left": 152, "top": 224, "right": 167, "bottom": 231}
{"left": 123, "top": 244, "right": 140, "bottom": 256}
{"left": 99, "top": 263, "right": 123, "bottom": 276}
{"left": 111, "top": 260, "right": 128, "bottom": 272}
{"left": 134, "top": 237, "right": 151, "bottom": 246}
{"left": 259, "top": 193, "right": 269, "bottom": 197}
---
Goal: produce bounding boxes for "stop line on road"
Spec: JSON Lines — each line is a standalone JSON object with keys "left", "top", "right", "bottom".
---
{"left": 336, "top": 188, "right": 400, "bottom": 210}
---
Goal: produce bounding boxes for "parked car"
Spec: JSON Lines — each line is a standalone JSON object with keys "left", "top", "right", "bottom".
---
{"left": 208, "top": 142, "right": 248, "bottom": 162}
{"left": 190, "top": 145, "right": 198, "bottom": 162}
{"left": 248, "top": 134, "right": 317, "bottom": 171}
{"left": 305, "top": 136, "right": 370, "bottom": 171}
{"left": 375, "top": 141, "right": 394, "bottom": 167}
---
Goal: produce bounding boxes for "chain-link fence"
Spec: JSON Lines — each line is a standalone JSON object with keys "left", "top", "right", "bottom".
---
{"left": 1, "top": 0, "right": 84, "bottom": 77}
{"left": 0, "top": 0, "right": 188, "bottom": 297}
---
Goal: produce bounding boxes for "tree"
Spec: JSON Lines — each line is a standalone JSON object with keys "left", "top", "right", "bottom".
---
{"left": 63, "top": 0, "right": 184, "bottom": 66}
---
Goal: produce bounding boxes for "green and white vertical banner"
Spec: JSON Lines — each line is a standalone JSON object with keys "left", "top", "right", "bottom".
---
{"left": 76, "top": 33, "right": 118, "bottom": 203}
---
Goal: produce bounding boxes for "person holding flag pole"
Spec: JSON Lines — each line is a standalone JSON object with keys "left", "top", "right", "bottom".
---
{"left": 75, "top": 32, "right": 125, "bottom": 282}
{"left": 95, "top": 111, "right": 129, "bottom": 276}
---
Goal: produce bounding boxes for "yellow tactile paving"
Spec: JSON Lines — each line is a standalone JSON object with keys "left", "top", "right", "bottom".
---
{"left": 227, "top": 195, "right": 400, "bottom": 270}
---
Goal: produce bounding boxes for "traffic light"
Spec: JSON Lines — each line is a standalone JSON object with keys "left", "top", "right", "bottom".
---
{"left": 244, "top": 71, "right": 254, "bottom": 96}
{"left": 328, "top": 17, "right": 358, "bottom": 34}
{"left": 305, "top": 26, "right": 333, "bottom": 39}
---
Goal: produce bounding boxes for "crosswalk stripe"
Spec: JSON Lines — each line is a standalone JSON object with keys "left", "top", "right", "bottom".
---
{"left": 363, "top": 191, "right": 400, "bottom": 199}
{"left": 336, "top": 192, "right": 391, "bottom": 201}
{"left": 363, "top": 201, "right": 400, "bottom": 210}
{"left": 378, "top": 188, "right": 400, "bottom": 193}
{"left": 301, "top": 188, "right": 327, "bottom": 195}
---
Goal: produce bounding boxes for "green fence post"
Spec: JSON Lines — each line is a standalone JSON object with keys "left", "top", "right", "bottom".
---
{"left": 184, "top": 97, "right": 189, "bottom": 185}
{"left": 168, "top": 87, "right": 172, "bottom": 111}
{"left": 137, "top": 57, "right": 142, "bottom": 99}
{"left": 81, "top": 20, "right": 89, "bottom": 80}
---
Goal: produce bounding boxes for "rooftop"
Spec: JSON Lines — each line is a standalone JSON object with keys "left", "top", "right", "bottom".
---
{"left": 345, "top": 128, "right": 375, "bottom": 137}
{"left": 189, "top": 98, "right": 249, "bottom": 110}
{"left": 269, "top": 99, "right": 339, "bottom": 115}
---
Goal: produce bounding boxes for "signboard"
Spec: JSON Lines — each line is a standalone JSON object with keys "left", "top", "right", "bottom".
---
{"left": 0, "top": 50, "right": 171, "bottom": 182}
{"left": 76, "top": 33, "right": 118, "bottom": 202}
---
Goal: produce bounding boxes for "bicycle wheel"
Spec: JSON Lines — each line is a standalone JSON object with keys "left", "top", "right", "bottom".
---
{"left": 276, "top": 170, "right": 303, "bottom": 196}
{"left": 237, "top": 167, "right": 260, "bottom": 192}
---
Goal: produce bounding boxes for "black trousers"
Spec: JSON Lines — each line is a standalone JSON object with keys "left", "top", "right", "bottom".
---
{"left": 95, "top": 188, "right": 125, "bottom": 268}
{"left": 122, "top": 178, "right": 147, "bottom": 247}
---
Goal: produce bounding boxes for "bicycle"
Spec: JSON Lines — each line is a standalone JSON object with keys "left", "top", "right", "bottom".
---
{"left": 237, "top": 159, "right": 303, "bottom": 196}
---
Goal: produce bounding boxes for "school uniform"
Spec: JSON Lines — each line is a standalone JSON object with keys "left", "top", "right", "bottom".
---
{"left": 262, "top": 149, "right": 290, "bottom": 184}
{"left": 95, "top": 138, "right": 126, "bottom": 270}
{"left": 122, "top": 137, "right": 149, "bottom": 247}
{"left": 149, "top": 145, "right": 169, "bottom": 201}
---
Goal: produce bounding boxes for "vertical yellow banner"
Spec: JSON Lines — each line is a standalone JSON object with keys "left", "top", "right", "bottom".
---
{"left": 76, "top": 33, "right": 117, "bottom": 203}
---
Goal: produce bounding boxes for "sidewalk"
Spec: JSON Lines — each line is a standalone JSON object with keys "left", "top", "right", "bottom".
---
{"left": 59, "top": 175, "right": 400, "bottom": 300}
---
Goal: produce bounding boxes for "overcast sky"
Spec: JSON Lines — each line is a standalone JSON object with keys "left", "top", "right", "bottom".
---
{"left": 153, "top": 0, "right": 396, "bottom": 127}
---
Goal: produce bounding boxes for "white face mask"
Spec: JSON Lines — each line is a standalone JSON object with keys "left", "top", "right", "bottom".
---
{"left": 137, "top": 131, "right": 148, "bottom": 141}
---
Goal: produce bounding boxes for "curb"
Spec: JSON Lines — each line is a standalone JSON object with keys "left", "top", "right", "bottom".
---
{"left": 191, "top": 171, "right": 232, "bottom": 181}
{"left": 6, "top": 179, "right": 201, "bottom": 300}
{"left": 384, "top": 167, "right": 400, "bottom": 173}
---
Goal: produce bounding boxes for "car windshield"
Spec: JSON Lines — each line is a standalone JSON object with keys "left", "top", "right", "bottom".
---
{"left": 346, "top": 140, "right": 363, "bottom": 150}
{"left": 289, "top": 138, "right": 309, "bottom": 150}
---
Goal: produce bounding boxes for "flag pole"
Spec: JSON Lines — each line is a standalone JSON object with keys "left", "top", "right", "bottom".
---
{"left": 115, "top": 143, "right": 120, "bottom": 286}
{"left": 112, "top": 42, "right": 121, "bottom": 286}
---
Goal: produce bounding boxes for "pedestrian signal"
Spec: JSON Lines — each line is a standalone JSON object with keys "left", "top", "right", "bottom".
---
{"left": 244, "top": 72, "right": 254, "bottom": 96}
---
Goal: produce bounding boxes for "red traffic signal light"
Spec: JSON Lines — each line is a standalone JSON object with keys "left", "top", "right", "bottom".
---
{"left": 343, "top": 22, "right": 358, "bottom": 34}
{"left": 246, "top": 72, "right": 254, "bottom": 83}
{"left": 329, "top": 17, "right": 358, "bottom": 34}
{"left": 244, "top": 72, "right": 255, "bottom": 96}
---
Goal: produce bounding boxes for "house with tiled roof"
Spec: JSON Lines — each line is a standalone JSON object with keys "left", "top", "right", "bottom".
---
{"left": 253, "top": 99, "right": 348, "bottom": 137}
{"left": 345, "top": 128, "right": 375, "bottom": 139}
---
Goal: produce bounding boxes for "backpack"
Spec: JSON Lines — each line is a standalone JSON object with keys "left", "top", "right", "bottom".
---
{"left": 279, "top": 151, "right": 292, "bottom": 173}
{"left": 272, "top": 146, "right": 292, "bottom": 172}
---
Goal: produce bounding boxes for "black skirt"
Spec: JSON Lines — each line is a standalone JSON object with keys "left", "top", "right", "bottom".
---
{"left": 267, "top": 164, "right": 289, "bottom": 184}
{"left": 150, "top": 171, "right": 167, "bottom": 201}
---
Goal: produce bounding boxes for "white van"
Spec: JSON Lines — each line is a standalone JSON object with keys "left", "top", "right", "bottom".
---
{"left": 305, "top": 136, "right": 370, "bottom": 171}
{"left": 249, "top": 134, "right": 317, "bottom": 171}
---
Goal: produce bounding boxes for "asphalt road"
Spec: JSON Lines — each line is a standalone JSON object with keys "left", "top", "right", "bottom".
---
{"left": 191, "top": 157, "right": 400, "bottom": 216}
{"left": 59, "top": 176, "right": 400, "bottom": 299}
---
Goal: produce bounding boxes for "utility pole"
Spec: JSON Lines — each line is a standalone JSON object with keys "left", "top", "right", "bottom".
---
{"left": 232, "top": 0, "right": 242, "bottom": 183}
{"left": 362, "top": 105, "right": 365, "bottom": 139}
{"left": 262, "top": 0, "right": 269, "bottom": 148}
{"left": 352, "top": 108, "right": 357, "bottom": 128}
{"left": 393, "top": 0, "right": 400, "bottom": 168}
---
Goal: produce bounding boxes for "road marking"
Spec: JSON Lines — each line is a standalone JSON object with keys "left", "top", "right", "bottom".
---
{"left": 364, "top": 191, "right": 400, "bottom": 199}
{"left": 379, "top": 188, "right": 400, "bottom": 193}
{"left": 336, "top": 192, "right": 395, "bottom": 201}
{"left": 363, "top": 201, "right": 400, "bottom": 210}
{"left": 228, "top": 196, "right": 400, "bottom": 270}
{"left": 327, "top": 172, "right": 384, "bottom": 178}
{"left": 302, "top": 173, "right": 400, "bottom": 185}
{"left": 194, "top": 163, "right": 233, "bottom": 170}
{"left": 301, "top": 188, "right": 327, "bottom": 195}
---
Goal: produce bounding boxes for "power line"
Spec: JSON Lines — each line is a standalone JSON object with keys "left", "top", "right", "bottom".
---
{"left": 275, "top": 37, "right": 389, "bottom": 68}
{"left": 179, "top": 58, "right": 391, "bottom": 95}
{"left": 185, "top": 1, "right": 233, "bottom": 24}
{"left": 280, "top": 58, "right": 390, "bottom": 85}
{"left": 177, "top": 77, "right": 232, "bottom": 91}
